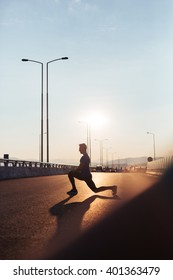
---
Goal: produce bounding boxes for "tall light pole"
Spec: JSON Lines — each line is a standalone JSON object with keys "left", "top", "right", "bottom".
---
{"left": 112, "top": 152, "right": 116, "bottom": 169}
{"left": 95, "top": 139, "right": 108, "bottom": 166}
{"left": 104, "top": 146, "right": 112, "bottom": 167}
{"left": 39, "top": 132, "right": 47, "bottom": 161}
{"left": 46, "top": 57, "right": 68, "bottom": 162}
{"left": 147, "top": 131, "right": 156, "bottom": 160}
{"left": 21, "top": 59, "right": 44, "bottom": 162}
{"left": 88, "top": 122, "right": 91, "bottom": 164}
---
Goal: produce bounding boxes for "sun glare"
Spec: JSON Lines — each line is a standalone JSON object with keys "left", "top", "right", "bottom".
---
{"left": 86, "top": 112, "right": 107, "bottom": 128}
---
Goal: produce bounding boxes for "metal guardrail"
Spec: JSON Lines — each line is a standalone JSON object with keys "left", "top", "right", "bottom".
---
{"left": 0, "top": 158, "right": 76, "bottom": 169}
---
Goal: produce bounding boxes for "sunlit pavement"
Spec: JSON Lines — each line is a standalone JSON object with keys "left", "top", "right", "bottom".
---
{"left": 0, "top": 172, "right": 159, "bottom": 259}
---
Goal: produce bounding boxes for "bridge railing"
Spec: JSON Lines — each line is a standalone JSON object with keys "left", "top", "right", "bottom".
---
{"left": 0, "top": 158, "right": 76, "bottom": 169}
{"left": 0, "top": 158, "right": 77, "bottom": 179}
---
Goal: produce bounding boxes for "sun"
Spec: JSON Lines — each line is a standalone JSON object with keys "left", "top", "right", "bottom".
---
{"left": 86, "top": 112, "right": 107, "bottom": 128}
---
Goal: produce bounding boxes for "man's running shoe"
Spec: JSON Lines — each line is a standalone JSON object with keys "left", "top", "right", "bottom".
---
{"left": 67, "top": 189, "right": 78, "bottom": 196}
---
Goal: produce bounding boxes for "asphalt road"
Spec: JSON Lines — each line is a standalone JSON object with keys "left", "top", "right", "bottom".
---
{"left": 0, "top": 172, "right": 159, "bottom": 260}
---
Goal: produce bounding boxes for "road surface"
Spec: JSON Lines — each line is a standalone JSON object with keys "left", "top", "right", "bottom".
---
{"left": 0, "top": 172, "right": 159, "bottom": 259}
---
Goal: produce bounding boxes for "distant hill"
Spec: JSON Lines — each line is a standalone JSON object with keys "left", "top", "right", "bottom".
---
{"left": 110, "top": 156, "right": 163, "bottom": 167}
{"left": 52, "top": 156, "right": 164, "bottom": 167}
{"left": 114, "top": 157, "right": 148, "bottom": 166}
{"left": 51, "top": 157, "right": 148, "bottom": 167}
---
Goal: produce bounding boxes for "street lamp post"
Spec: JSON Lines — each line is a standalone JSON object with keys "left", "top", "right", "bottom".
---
{"left": 21, "top": 59, "right": 44, "bottom": 162}
{"left": 88, "top": 122, "right": 91, "bottom": 164}
{"left": 147, "top": 131, "right": 156, "bottom": 160}
{"left": 46, "top": 57, "right": 68, "bottom": 162}
{"left": 39, "top": 132, "right": 47, "bottom": 161}
{"left": 112, "top": 152, "right": 116, "bottom": 169}
{"left": 105, "top": 147, "right": 112, "bottom": 168}
{"left": 95, "top": 139, "right": 108, "bottom": 166}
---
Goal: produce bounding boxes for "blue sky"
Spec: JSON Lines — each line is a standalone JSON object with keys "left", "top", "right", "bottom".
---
{"left": 1, "top": 0, "right": 173, "bottom": 164}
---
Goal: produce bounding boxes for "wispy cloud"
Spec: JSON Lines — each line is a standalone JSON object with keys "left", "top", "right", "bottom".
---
{"left": 73, "top": 0, "right": 81, "bottom": 3}
{"left": 68, "top": 0, "right": 97, "bottom": 12}
{"left": 45, "top": 0, "right": 97, "bottom": 13}
{"left": 0, "top": 18, "right": 26, "bottom": 27}
{"left": 97, "top": 24, "right": 118, "bottom": 32}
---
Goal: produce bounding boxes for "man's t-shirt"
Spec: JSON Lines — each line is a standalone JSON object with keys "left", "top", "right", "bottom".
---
{"left": 80, "top": 153, "right": 91, "bottom": 177}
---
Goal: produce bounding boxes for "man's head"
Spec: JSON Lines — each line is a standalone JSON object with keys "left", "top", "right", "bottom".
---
{"left": 79, "top": 143, "right": 87, "bottom": 154}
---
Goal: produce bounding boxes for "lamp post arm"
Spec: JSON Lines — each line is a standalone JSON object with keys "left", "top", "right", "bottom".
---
{"left": 47, "top": 57, "right": 68, "bottom": 65}
{"left": 22, "top": 59, "right": 43, "bottom": 65}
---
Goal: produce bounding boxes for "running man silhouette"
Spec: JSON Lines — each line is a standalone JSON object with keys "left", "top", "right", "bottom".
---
{"left": 67, "top": 143, "right": 116, "bottom": 196}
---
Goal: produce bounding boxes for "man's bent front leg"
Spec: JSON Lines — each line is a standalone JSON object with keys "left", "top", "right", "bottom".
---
{"left": 68, "top": 171, "right": 77, "bottom": 191}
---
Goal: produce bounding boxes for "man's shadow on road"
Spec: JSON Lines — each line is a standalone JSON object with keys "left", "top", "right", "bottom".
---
{"left": 46, "top": 188, "right": 120, "bottom": 258}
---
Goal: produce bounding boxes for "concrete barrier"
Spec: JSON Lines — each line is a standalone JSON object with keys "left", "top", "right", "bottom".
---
{"left": 147, "top": 155, "right": 173, "bottom": 176}
{"left": 0, "top": 159, "right": 77, "bottom": 180}
{"left": 0, "top": 166, "right": 71, "bottom": 180}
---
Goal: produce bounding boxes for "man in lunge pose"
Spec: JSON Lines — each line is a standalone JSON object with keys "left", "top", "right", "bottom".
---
{"left": 67, "top": 143, "right": 116, "bottom": 196}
